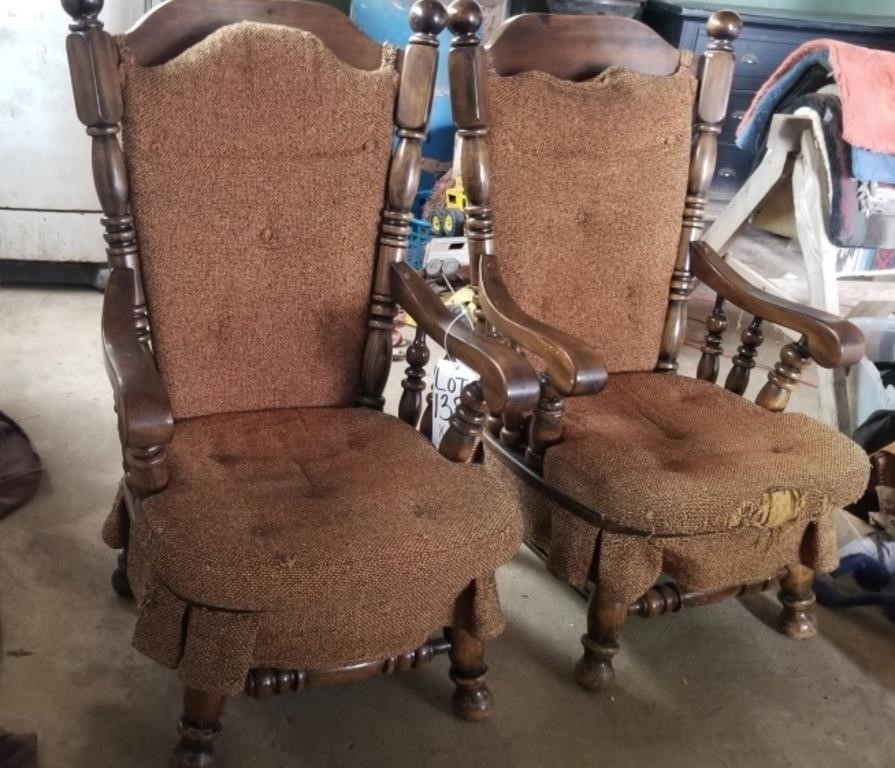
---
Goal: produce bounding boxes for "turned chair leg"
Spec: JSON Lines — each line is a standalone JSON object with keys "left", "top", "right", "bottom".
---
{"left": 575, "top": 593, "right": 628, "bottom": 692}
{"left": 172, "top": 687, "right": 226, "bottom": 768}
{"left": 111, "top": 549, "right": 133, "bottom": 599}
{"left": 448, "top": 627, "right": 494, "bottom": 721}
{"left": 777, "top": 564, "right": 818, "bottom": 639}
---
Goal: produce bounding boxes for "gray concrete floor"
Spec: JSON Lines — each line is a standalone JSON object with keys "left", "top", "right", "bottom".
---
{"left": 1, "top": 283, "right": 894, "bottom": 768}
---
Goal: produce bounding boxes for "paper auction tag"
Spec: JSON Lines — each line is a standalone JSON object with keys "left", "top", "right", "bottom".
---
{"left": 431, "top": 357, "right": 479, "bottom": 448}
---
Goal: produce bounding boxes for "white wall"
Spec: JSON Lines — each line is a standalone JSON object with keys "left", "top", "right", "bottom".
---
{"left": 0, "top": 0, "right": 147, "bottom": 262}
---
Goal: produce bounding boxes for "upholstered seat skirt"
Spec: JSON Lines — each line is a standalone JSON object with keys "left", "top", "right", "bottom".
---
{"left": 487, "top": 374, "right": 869, "bottom": 601}
{"left": 105, "top": 407, "right": 523, "bottom": 693}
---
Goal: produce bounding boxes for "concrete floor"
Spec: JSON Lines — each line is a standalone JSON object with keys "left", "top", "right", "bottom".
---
{"left": 1, "top": 283, "right": 894, "bottom": 768}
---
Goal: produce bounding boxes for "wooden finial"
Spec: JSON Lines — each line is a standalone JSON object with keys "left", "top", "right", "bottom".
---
{"left": 706, "top": 10, "right": 743, "bottom": 42}
{"left": 61, "top": 0, "right": 104, "bottom": 28}
{"left": 410, "top": 0, "right": 448, "bottom": 37}
{"left": 447, "top": 0, "right": 483, "bottom": 39}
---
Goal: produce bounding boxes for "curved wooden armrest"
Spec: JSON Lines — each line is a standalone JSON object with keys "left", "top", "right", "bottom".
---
{"left": 390, "top": 262, "right": 541, "bottom": 416}
{"left": 478, "top": 253, "right": 607, "bottom": 397}
{"left": 102, "top": 268, "right": 174, "bottom": 449}
{"left": 691, "top": 241, "right": 865, "bottom": 368}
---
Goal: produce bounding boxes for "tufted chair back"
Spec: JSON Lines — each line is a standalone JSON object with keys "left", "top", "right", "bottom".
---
{"left": 484, "top": 57, "right": 696, "bottom": 373}
{"left": 118, "top": 22, "right": 399, "bottom": 419}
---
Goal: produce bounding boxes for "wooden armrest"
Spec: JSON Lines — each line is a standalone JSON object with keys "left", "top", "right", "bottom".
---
{"left": 691, "top": 241, "right": 865, "bottom": 368}
{"left": 478, "top": 252, "right": 607, "bottom": 397}
{"left": 102, "top": 267, "right": 174, "bottom": 449}
{"left": 390, "top": 262, "right": 541, "bottom": 416}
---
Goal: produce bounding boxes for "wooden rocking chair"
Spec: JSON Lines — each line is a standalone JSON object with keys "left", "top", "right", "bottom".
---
{"left": 61, "top": 0, "right": 539, "bottom": 763}
{"left": 440, "top": 1, "right": 871, "bottom": 690}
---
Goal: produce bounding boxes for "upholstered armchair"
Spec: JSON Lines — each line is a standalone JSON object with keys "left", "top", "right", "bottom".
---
{"left": 62, "top": 0, "right": 539, "bottom": 763}
{"left": 441, "top": 1, "right": 871, "bottom": 691}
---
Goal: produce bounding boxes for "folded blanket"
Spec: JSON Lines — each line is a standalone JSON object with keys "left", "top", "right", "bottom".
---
{"left": 737, "top": 39, "right": 895, "bottom": 155}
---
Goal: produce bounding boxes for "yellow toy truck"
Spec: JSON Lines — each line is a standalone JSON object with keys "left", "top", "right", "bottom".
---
{"left": 429, "top": 178, "right": 467, "bottom": 237}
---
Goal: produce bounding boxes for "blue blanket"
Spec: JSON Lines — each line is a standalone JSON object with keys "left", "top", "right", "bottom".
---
{"left": 737, "top": 49, "right": 895, "bottom": 184}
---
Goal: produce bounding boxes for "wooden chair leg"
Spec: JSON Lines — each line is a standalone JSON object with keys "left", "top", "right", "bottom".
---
{"left": 111, "top": 548, "right": 133, "bottom": 599}
{"left": 448, "top": 627, "right": 494, "bottom": 721}
{"left": 172, "top": 688, "right": 226, "bottom": 768}
{"left": 777, "top": 564, "right": 818, "bottom": 639}
{"left": 575, "top": 593, "right": 628, "bottom": 692}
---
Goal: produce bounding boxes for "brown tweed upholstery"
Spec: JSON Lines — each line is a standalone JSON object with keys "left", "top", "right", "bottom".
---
{"left": 546, "top": 373, "right": 870, "bottom": 536}
{"left": 486, "top": 56, "right": 696, "bottom": 373}
{"left": 110, "top": 407, "right": 521, "bottom": 693}
{"left": 485, "top": 373, "right": 869, "bottom": 595}
{"left": 118, "top": 23, "right": 399, "bottom": 418}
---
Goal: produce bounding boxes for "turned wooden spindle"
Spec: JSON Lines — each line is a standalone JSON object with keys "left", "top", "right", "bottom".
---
{"left": 657, "top": 11, "right": 741, "bottom": 373}
{"left": 63, "top": 0, "right": 152, "bottom": 345}
{"left": 777, "top": 564, "right": 818, "bottom": 639}
{"left": 725, "top": 316, "right": 764, "bottom": 395}
{"left": 172, "top": 688, "right": 226, "bottom": 768}
{"left": 696, "top": 295, "right": 727, "bottom": 382}
{"left": 447, "top": 625, "right": 494, "bottom": 721}
{"left": 398, "top": 326, "right": 430, "bottom": 427}
{"left": 358, "top": 0, "right": 446, "bottom": 410}
{"left": 525, "top": 377, "right": 564, "bottom": 471}
{"left": 756, "top": 335, "right": 811, "bottom": 412}
{"left": 575, "top": 594, "right": 628, "bottom": 692}
{"left": 447, "top": 0, "right": 491, "bottom": 335}
{"left": 439, "top": 380, "right": 487, "bottom": 463}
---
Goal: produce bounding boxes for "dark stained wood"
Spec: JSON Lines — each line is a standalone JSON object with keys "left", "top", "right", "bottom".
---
{"left": 656, "top": 11, "right": 742, "bottom": 373}
{"left": 692, "top": 241, "right": 865, "bottom": 370}
{"left": 448, "top": 5, "right": 609, "bottom": 399}
{"left": 480, "top": 253, "right": 608, "bottom": 397}
{"left": 575, "top": 593, "right": 628, "bottom": 692}
{"left": 696, "top": 295, "right": 727, "bottom": 383}
{"left": 725, "top": 316, "right": 764, "bottom": 395}
{"left": 390, "top": 263, "right": 540, "bottom": 417}
{"left": 777, "top": 564, "right": 818, "bottom": 639}
{"left": 438, "top": 381, "right": 487, "bottom": 463}
{"left": 629, "top": 571, "right": 783, "bottom": 617}
{"left": 102, "top": 267, "right": 174, "bottom": 494}
{"left": 487, "top": 13, "right": 683, "bottom": 80}
{"left": 245, "top": 637, "right": 451, "bottom": 696}
{"left": 358, "top": 5, "right": 445, "bottom": 410}
{"left": 756, "top": 337, "right": 812, "bottom": 413}
{"left": 110, "top": 549, "right": 133, "bottom": 599}
{"left": 447, "top": 626, "right": 494, "bottom": 721}
{"left": 126, "top": 0, "right": 388, "bottom": 69}
{"left": 525, "top": 378, "right": 564, "bottom": 471}
{"left": 172, "top": 688, "right": 226, "bottom": 768}
{"left": 398, "top": 326, "right": 430, "bottom": 427}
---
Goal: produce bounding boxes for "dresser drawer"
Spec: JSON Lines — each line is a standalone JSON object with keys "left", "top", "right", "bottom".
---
{"left": 721, "top": 90, "right": 756, "bottom": 144}
{"left": 714, "top": 142, "right": 755, "bottom": 190}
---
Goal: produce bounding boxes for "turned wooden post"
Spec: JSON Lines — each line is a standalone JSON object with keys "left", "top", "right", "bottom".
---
{"left": 63, "top": 0, "right": 151, "bottom": 345}
{"left": 63, "top": 0, "right": 171, "bottom": 496}
{"left": 358, "top": 0, "right": 446, "bottom": 409}
{"left": 725, "top": 316, "right": 764, "bottom": 395}
{"left": 575, "top": 594, "right": 628, "bottom": 692}
{"left": 656, "top": 11, "right": 741, "bottom": 373}
{"left": 525, "top": 377, "right": 564, "bottom": 471}
{"left": 172, "top": 688, "right": 226, "bottom": 768}
{"left": 447, "top": 626, "right": 494, "bottom": 721}
{"left": 696, "top": 294, "right": 727, "bottom": 382}
{"left": 756, "top": 336, "right": 811, "bottom": 412}
{"left": 777, "top": 564, "right": 818, "bottom": 639}
{"left": 447, "top": 0, "right": 491, "bottom": 334}
{"left": 439, "top": 380, "right": 487, "bottom": 463}
{"left": 399, "top": 326, "right": 430, "bottom": 426}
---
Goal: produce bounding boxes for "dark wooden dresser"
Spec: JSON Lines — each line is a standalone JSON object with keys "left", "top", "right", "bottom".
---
{"left": 641, "top": 0, "right": 895, "bottom": 192}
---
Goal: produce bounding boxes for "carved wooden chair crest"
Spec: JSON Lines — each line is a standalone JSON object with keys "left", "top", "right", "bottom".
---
{"left": 443, "top": 1, "right": 871, "bottom": 690}
{"left": 62, "top": 0, "right": 540, "bottom": 763}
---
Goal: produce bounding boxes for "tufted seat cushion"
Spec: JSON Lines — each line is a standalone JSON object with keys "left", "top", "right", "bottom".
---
{"left": 138, "top": 407, "right": 522, "bottom": 613}
{"left": 543, "top": 373, "right": 870, "bottom": 536}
